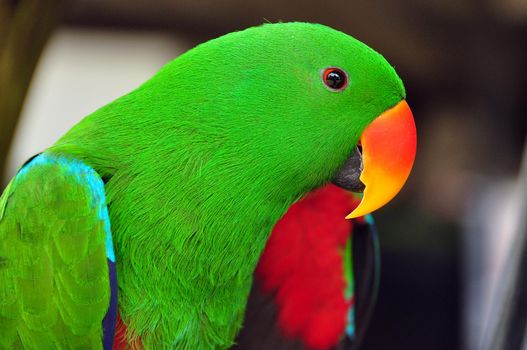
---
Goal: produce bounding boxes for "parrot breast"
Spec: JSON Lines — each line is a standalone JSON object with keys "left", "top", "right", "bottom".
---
{"left": 255, "top": 185, "right": 358, "bottom": 350}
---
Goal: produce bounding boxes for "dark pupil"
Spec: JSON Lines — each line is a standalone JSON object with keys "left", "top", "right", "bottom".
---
{"left": 326, "top": 71, "right": 344, "bottom": 89}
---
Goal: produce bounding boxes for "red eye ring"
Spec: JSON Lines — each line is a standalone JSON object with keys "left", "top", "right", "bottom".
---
{"left": 322, "top": 67, "right": 348, "bottom": 91}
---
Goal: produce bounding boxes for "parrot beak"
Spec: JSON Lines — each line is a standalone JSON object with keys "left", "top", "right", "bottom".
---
{"left": 332, "top": 100, "right": 416, "bottom": 219}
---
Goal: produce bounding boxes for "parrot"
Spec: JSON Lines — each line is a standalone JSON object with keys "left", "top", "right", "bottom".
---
{"left": 234, "top": 184, "right": 380, "bottom": 350}
{"left": 0, "top": 22, "right": 416, "bottom": 350}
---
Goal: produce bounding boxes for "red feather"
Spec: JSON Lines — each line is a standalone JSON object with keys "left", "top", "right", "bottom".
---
{"left": 113, "top": 313, "right": 142, "bottom": 350}
{"left": 256, "top": 184, "right": 359, "bottom": 350}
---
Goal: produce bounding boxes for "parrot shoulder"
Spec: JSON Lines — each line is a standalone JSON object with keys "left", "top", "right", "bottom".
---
{"left": 0, "top": 153, "right": 117, "bottom": 349}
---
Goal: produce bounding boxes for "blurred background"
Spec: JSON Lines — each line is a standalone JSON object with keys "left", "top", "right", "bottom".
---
{"left": 1, "top": 1, "right": 526, "bottom": 349}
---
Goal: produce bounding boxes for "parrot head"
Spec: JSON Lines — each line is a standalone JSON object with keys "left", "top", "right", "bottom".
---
{"left": 64, "top": 22, "right": 416, "bottom": 220}
{"left": 154, "top": 22, "right": 416, "bottom": 218}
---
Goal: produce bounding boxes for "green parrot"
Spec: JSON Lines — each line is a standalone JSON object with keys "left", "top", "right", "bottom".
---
{"left": 0, "top": 22, "right": 416, "bottom": 349}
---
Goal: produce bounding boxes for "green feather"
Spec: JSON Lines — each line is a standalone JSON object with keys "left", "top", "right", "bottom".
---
{"left": 344, "top": 235, "right": 354, "bottom": 300}
{"left": 0, "top": 157, "right": 110, "bottom": 349}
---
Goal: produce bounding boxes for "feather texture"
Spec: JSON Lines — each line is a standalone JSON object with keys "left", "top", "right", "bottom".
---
{"left": 0, "top": 154, "right": 114, "bottom": 349}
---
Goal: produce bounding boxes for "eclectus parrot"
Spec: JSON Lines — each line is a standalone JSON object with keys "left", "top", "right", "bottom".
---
{"left": 0, "top": 22, "right": 416, "bottom": 349}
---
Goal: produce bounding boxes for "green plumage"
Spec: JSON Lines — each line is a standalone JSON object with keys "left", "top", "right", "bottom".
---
{"left": 0, "top": 22, "right": 405, "bottom": 349}
{"left": 0, "top": 158, "right": 110, "bottom": 349}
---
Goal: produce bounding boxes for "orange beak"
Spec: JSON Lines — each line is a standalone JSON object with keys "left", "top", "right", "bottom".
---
{"left": 346, "top": 100, "right": 416, "bottom": 219}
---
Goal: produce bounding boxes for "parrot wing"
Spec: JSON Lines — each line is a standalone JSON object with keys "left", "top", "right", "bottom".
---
{"left": 0, "top": 153, "right": 117, "bottom": 350}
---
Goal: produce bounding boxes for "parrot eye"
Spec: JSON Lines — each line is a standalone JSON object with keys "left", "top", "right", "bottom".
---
{"left": 322, "top": 67, "right": 348, "bottom": 91}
